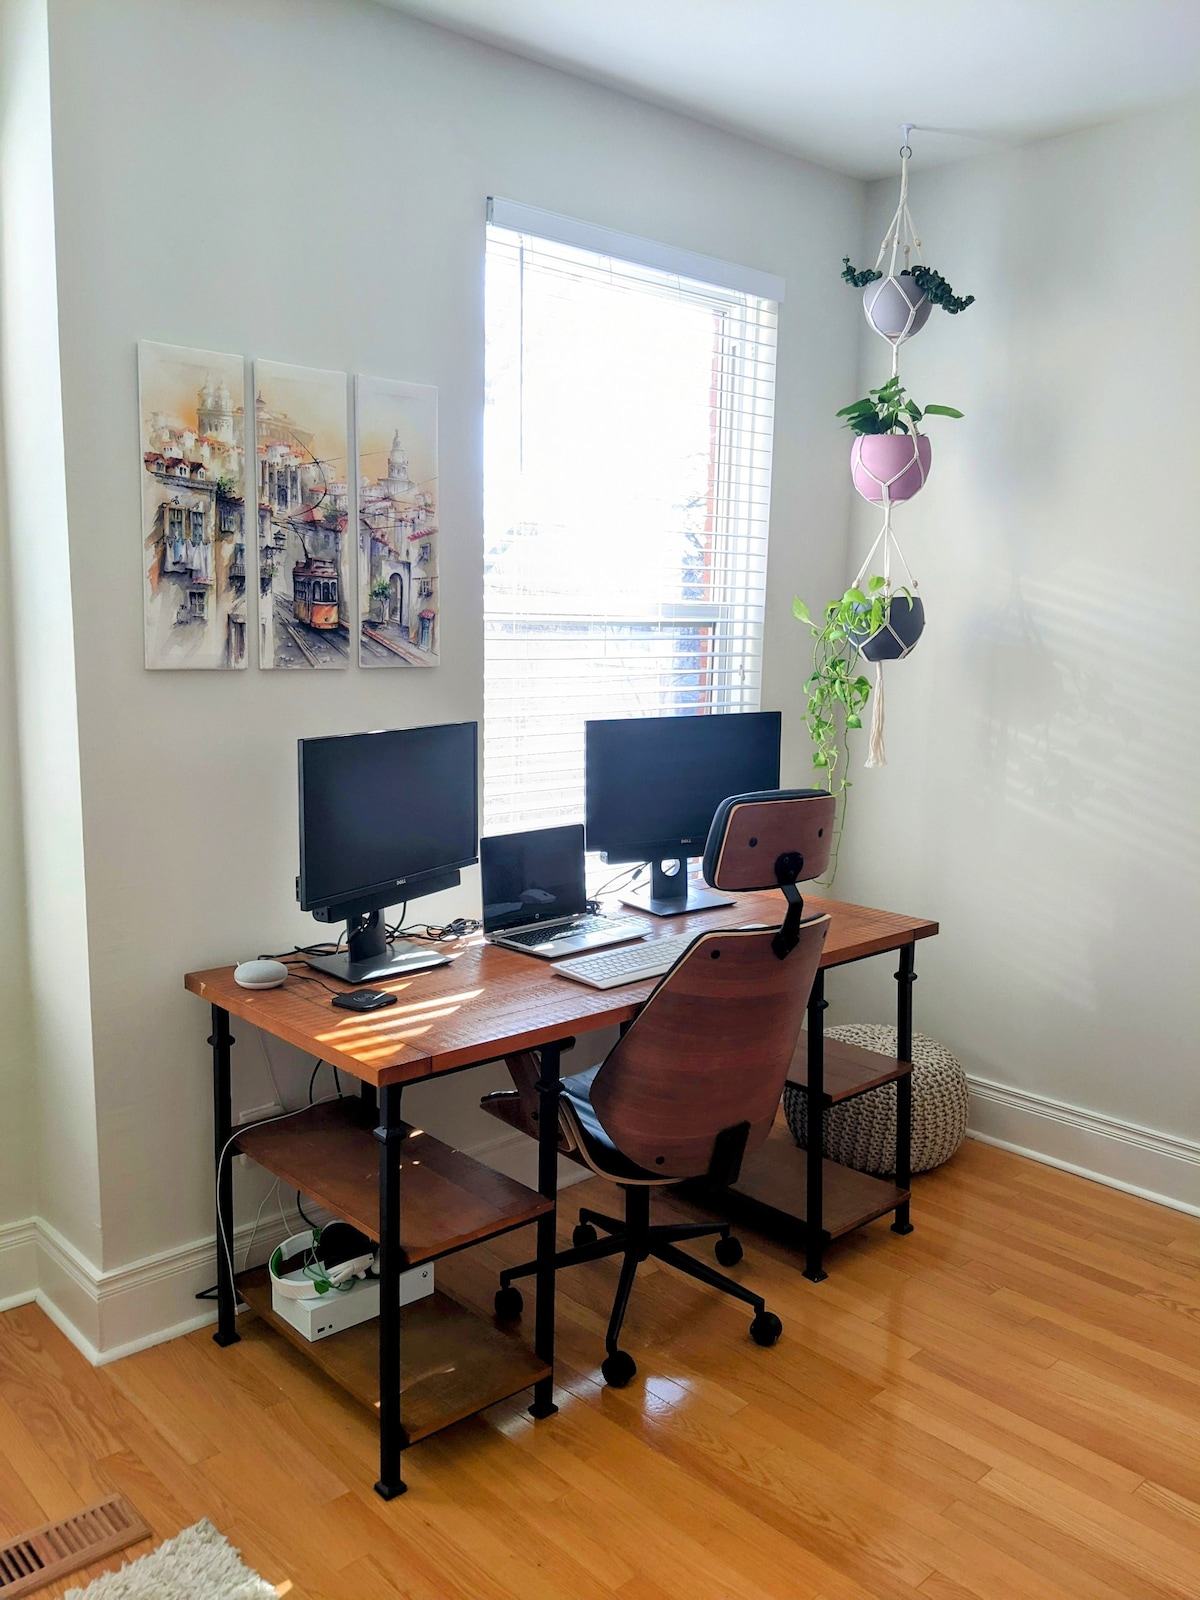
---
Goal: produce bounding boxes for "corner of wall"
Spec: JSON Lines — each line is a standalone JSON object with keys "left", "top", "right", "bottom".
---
{"left": 0, "top": 0, "right": 103, "bottom": 1291}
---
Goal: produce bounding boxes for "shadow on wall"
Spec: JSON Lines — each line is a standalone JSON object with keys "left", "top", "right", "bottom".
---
{"left": 972, "top": 565, "right": 1199, "bottom": 879}
{"left": 956, "top": 563, "right": 1199, "bottom": 1017}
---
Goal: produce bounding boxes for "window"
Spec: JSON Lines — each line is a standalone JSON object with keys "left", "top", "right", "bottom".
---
{"left": 483, "top": 202, "right": 780, "bottom": 835}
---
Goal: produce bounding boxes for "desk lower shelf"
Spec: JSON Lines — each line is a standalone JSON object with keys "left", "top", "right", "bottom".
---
{"left": 235, "top": 1099, "right": 551, "bottom": 1264}
{"left": 728, "top": 1122, "right": 909, "bottom": 1238}
{"left": 787, "top": 1033, "right": 912, "bottom": 1105}
{"left": 237, "top": 1269, "right": 549, "bottom": 1444}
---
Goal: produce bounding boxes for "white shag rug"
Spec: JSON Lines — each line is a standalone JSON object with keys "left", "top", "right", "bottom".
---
{"left": 62, "top": 1519, "right": 276, "bottom": 1600}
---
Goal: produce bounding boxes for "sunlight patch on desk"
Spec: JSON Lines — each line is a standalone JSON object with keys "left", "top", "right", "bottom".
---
{"left": 366, "top": 986, "right": 485, "bottom": 1016}
{"left": 317, "top": 1005, "right": 469, "bottom": 1046}
{"left": 353, "top": 1028, "right": 437, "bottom": 1061}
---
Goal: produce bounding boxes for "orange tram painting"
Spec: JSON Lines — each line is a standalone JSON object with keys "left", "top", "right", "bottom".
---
{"left": 292, "top": 559, "right": 340, "bottom": 630}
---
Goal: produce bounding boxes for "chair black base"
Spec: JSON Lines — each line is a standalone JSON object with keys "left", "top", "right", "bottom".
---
{"left": 495, "top": 1186, "right": 783, "bottom": 1385}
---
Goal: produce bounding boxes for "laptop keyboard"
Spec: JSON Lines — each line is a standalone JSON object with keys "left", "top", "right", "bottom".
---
{"left": 502, "top": 915, "right": 643, "bottom": 947}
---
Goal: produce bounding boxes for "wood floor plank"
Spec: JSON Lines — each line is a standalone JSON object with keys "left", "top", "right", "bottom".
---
{"left": 942, "top": 1494, "right": 1148, "bottom": 1600}
{"left": 977, "top": 1465, "right": 1199, "bottom": 1600}
{"left": 0, "top": 1139, "right": 1197, "bottom": 1600}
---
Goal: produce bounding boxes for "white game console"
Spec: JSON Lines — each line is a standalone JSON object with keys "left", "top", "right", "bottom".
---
{"left": 271, "top": 1260, "right": 435, "bottom": 1342}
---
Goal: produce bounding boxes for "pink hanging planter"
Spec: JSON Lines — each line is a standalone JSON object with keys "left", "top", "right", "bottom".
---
{"left": 851, "top": 434, "right": 931, "bottom": 503}
{"left": 863, "top": 273, "right": 932, "bottom": 343}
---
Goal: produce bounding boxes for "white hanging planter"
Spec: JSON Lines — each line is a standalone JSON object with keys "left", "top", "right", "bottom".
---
{"left": 863, "top": 273, "right": 931, "bottom": 344}
{"left": 851, "top": 433, "right": 931, "bottom": 504}
{"left": 845, "top": 130, "right": 974, "bottom": 356}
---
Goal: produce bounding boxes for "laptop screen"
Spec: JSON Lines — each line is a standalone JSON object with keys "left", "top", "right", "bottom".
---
{"left": 481, "top": 824, "right": 587, "bottom": 934}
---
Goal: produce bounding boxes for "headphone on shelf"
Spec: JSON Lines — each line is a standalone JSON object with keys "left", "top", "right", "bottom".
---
{"left": 268, "top": 1220, "right": 377, "bottom": 1300}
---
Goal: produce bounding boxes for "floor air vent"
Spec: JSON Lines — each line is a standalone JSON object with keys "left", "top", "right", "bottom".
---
{"left": 0, "top": 1495, "right": 149, "bottom": 1597}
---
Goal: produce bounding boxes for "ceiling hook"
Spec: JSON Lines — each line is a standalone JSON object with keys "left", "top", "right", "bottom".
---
{"left": 900, "top": 123, "right": 914, "bottom": 159}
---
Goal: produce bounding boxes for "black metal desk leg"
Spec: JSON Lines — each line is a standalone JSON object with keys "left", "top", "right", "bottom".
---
{"left": 210, "top": 1005, "right": 239, "bottom": 1347}
{"left": 530, "top": 1040, "right": 562, "bottom": 1419}
{"left": 805, "top": 970, "right": 828, "bottom": 1282}
{"left": 892, "top": 943, "right": 916, "bottom": 1235}
{"left": 374, "top": 1084, "right": 408, "bottom": 1499}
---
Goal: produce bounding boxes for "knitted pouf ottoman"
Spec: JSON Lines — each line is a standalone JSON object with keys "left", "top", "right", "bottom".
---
{"left": 783, "top": 1024, "right": 969, "bottom": 1176}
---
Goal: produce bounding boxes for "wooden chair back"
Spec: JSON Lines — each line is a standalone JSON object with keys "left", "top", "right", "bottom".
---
{"left": 588, "top": 914, "right": 829, "bottom": 1180}
{"left": 703, "top": 789, "right": 836, "bottom": 892}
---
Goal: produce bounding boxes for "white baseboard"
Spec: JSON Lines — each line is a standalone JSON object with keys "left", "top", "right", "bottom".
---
{"left": 0, "top": 1204, "right": 322, "bottom": 1366}
{"left": 967, "top": 1075, "right": 1200, "bottom": 1218}
{"left": 0, "top": 1129, "right": 588, "bottom": 1365}
{"left": 0, "top": 1219, "right": 37, "bottom": 1313}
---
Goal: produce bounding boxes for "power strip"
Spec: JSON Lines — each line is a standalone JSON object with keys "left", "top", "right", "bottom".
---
{"left": 236, "top": 1101, "right": 283, "bottom": 1126}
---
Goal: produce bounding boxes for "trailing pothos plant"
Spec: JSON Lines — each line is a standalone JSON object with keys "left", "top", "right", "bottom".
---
{"left": 841, "top": 256, "right": 975, "bottom": 314}
{"left": 793, "top": 575, "right": 896, "bottom": 881}
{"left": 838, "top": 376, "right": 963, "bottom": 436}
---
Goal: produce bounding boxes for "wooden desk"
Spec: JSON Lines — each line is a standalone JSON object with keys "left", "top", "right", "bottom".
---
{"left": 186, "top": 890, "right": 935, "bottom": 1497}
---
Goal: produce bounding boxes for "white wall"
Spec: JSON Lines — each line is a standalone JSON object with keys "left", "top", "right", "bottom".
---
{"left": 33, "top": 0, "right": 863, "bottom": 1324}
{"left": 0, "top": 0, "right": 101, "bottom": 1318}
{"left": 0, "top": 15, "right": 33, "bottom": 1230}
{"left": 834, "top": 100, "right": 1200, "bottom": 1209}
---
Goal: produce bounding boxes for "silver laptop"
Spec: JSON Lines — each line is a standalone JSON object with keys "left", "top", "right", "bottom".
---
{"left": 481, "top": 824, "right": 647, "bottom": 959}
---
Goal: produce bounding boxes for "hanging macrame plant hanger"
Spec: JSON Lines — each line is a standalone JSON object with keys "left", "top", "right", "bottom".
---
{"left": 851, "top": 500, "right": 923, "bottom": 769}
{"left": 863, "top": 127, "right": 932, "bottom": 369}
{"left": 853, "top": 126, "right": 933, "bottom": 767}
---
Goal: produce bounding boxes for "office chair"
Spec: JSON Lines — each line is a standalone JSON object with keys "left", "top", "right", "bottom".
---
{"left": 481, "top": 788, "right": 834, "bottom": 1386}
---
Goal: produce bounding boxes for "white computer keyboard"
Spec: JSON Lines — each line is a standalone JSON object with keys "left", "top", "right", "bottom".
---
{"left": 554, "top": 931, "right": 697, "bottom": 990}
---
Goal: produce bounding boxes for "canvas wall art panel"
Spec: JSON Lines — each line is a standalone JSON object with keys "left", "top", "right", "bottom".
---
{"left": 139, "top": 342, "right": 248, "bottom": 669}
{"left": 356, "top": 376, "right": 439, "bottom": 667}
{"left": 253, "top": 360, "right": 350, "bottom": 669}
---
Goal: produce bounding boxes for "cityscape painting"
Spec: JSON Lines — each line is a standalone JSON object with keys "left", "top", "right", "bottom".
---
{"left": 139, "top": 341, "right": 248, "bottom": 670}
{"left": 253, "top": 360, "right": 350, "bottom": 669}
{"left": 356, "top": 376, "right": 439, "bottom": 667}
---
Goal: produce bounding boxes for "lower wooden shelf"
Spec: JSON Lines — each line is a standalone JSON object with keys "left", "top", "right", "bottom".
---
{"left": 237, "top": 1268, "right": 549, "bottom": 1444}
{"left": 234, "top": 1099, "right": 552, "bottom": 1265}
{"left": 787, "top": 1032, "right": 912, "bottom": 1104}
{"left": 728, "top": 1121, "right": 908, "bottom": 1239}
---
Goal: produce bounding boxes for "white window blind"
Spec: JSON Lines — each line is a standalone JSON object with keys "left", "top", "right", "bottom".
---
{"left": 483, "top": 212, "right": 779, "bottom": 836}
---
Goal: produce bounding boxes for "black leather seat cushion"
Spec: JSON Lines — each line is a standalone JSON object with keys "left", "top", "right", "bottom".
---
{"left": 560, "top": 1066, "right": 660, "bottom": 1183}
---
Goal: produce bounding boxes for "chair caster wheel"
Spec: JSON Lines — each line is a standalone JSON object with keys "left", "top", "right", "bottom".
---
{"left": 573, "top": 1222, "right": 598, "bottom": 1248}
{"left": 494, "top": 1285, "right": 523, "bottom": 1320}
{"left": 750, "top": 1311, "right": 782, "bottom": 1347}
{"left": 601, "top": 1350, "right": 637, "bottom": 1388}
{"left": 714, "top": 1234, "right": 743, "bottom": 1267}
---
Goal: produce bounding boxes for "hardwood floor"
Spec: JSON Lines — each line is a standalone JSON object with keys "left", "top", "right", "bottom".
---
{"left": 2, "top": 1139, "right": 1198, "bottom": 1599}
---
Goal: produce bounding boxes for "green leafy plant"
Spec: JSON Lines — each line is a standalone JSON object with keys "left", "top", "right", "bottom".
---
{"left": 369, "top": 578, "right": 391, "bottom": 601}
{"left": 841, "top": 256, "right": 882, "bottom": 288}
{"left": 837, "top": 376, "right": 963, "bottom": 436}
{"left": 841, "top": 257, "right": 975, "bottom": 313}
{"left": 908, "top": 264, "right": 974, "bottom": 314}
{"left": 794, "top": 576, "right": 908, "bottom": 881}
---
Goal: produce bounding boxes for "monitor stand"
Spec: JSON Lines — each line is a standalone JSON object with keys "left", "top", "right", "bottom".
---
{"left": 305, "top": 908, "right": 451, "bottom": 985}
{"left": 620, "top": 857, "right": 734, "bottom": 918}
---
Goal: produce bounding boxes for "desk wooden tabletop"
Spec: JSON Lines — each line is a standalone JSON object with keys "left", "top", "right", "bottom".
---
{"left": 185, "top": 892, "right": 937, "bottom": 1090}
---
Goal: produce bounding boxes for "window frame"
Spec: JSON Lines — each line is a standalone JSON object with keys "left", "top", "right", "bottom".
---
{"left": 483, "top": 206, "right": 782, "bottom": 837}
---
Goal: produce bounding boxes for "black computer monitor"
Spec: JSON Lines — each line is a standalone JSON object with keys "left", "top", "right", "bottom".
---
{"left": 585, "top": 710, "right": 781, "bottom": 915}
{"left": 298, "top": 721, "right": 478, "bottom": 983}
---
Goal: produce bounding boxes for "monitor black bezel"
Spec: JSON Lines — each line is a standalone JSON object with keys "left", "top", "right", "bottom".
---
{"left": 297, "top": 721, "right": 479, "bottom": 916}
{"left": 583, "top": 710, "right": 782, "bottom": 866}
